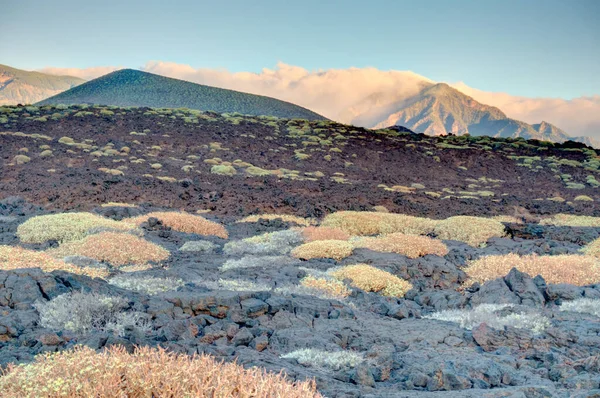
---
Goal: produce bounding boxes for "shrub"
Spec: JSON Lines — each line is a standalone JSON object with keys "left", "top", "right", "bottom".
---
{"left": 322, "top": 211, "right": 435, "bottom": 236}
{"left": 433, "top": 216, "right": 506, "bottom": 246}
{"left": 330, "top": 264, "right": 412, "bottom": 297}
{"left": 211, "top": 164, "right": 236, "bottom": 176}
{"left": 424, "top": 304, "right": 550, "bottom": 334}
{"left": 34, "top": 291, "right": 149, "bottom": 336}
{"left": 540, "top": 214, "right": 600, "bottom": 227}
{"left": 0, "top": 246, "right": 108, "bottom": 279}
{"left": 13, "top": 155, "right": 30, "bottom": 165}
{"left": 17, "top": 212, "right": 135, "bottom": 244}
{"left": 352, "top": 233, "right": 448, "bottom": 258}
{"left": 300, "top": 276, "right": 350, "bottom": 299}
{"left": 559, "top": 298, "right": 600, "bottom": 317}
{"left": 125, "top": 212, "right": 228, "bottom": 238}
{"left": 179, "top": 240, "right": 218, "bottom": 253}
{"left": 281, "top": 349, "right": 363, "bottom": 370}
{"left": 108, "top": 275, "right": 184, "bottom": 295}
{"left": 49, "top": 232, "right": 169, "bottom": 267}
{"left": 464, "top": 253, "right": 600, "bottom": 286}
{"left": 58, "top": 136, "right": 75, "bottom": 145}
{"left": 221, "top": 255, "right": 298, "bottom": 271}
{"left": 491, "top": 215, "right": 523, "bottom": 224}
{"left": 150, "top": 163, "right": 162, "bottom": 169}
{"left": 0, "top": 345, "right": 322, "bottom": 398}
{"left": 301, "top": 226, "right": 350, "bottom": 242}
{"left": 291, "top": 240, "right": 353, "bottom": 260}
{"left": 581, "top": 237, "right": 600, "bottom": 258}
{"left": 39, "top": 150, "right": 53, "bottom": 157}
{"left": 199, "top": 278, "right": 272, "bottom": 292}
{"left": 574, "top": 195, "right": 594, "bottom": 202}
{"left": 223, "top": 230, "right": 303, "bottom": 256}
{"left": 100, "top": 202, "right": 138, "bottom": 208}
{"left": 238, "top": 214, "right": 315, "bottom": 226}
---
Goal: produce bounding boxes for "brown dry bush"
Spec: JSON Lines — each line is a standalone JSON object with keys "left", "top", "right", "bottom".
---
{"left": 0, "top": 246, "right": 108, "bottom": 279}
{"left": 49, "top": 232, "right": 169, "bottom": 267}
{"left": 321, "top": 211, "right": 435, "bottom": 236}
{"left": 126, "top": 211, "right": 228, "bottom": 239}
{"left": 291, "top": 240, "right": 354, "bottom": 260}
{"left": 464, "top": 253, "right": 600, "bottom": 286}
{"left": 353, "top": 233, "right": 448, "bottom": 258}
{"left": 331, "top": 264, "right": 412, "bottom": 297}
{"left": 433, "top": 216, "right": 506, "bottom": 246}
{"left": 0, "top": 345, "right": 322, "bottom": 398}
{"left": 300, "top": 276, "right": 351, "bottom": 299}
{"left": 581, "top": 238, "right": 600, "bottom": 258}
{"left": 301, "top": 226, "right": 350, "bottom": 242}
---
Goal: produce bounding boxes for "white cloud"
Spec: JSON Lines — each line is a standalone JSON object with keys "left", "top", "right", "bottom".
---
{"left": 38, "top": 61, "right": 600, "bottom": 138}
{"left": 37, "top": 66, "right": 122, "bottom": 80}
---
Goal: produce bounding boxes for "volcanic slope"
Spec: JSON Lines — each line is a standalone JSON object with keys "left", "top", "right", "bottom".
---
{"left": 1, "top": 103, "right": 600, "bottom": 219}
{"left": 0, "top": 64, "right": 85, "bottom": 105}
{"left": 36, "top": 69, "right": 326, "bottom": 120}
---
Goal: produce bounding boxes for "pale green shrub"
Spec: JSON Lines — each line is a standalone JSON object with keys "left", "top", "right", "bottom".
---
{"left": 108, "top": 275, "right": 185, "bottom": 295}
{"left": 221, "top": 255, "right": 299, "bottom": 271}
{"left": 281, "top": 349, "right": 363, "bottom": 370}
{"left": 559, "top": 298, "right": 600, "bottom": 317}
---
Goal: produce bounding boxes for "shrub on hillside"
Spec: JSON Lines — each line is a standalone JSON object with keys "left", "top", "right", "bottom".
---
{"left": 238, "top": 214, "right": 315, "bottom": 226}
{"left": 34, "top": 291, "right": 150, "bottom": 336}
{"left": 352, "top": 233, "right": 448, "bottom": 258}
{"left": 126, "top": 211, "right": 228, "bottom": 238}
{"left": 179, "top": 240, "right": 218, "bottom": 253}
{"left": 199, "top": 278, "right": 272, "bottom": 292}
{"left": 424, "top": 304, "right": 550, "bottom": 334}
{"left": 211, "top": 164, "right": 236, "bottom": 176}
{"left": 17, "top": 212, "right": 135, "bottom": 244}
{"left": 433, "top": 216, "right": 506, "bottom": 246}
{"left": 581, "top": 238, "right": 600, "bottom": 258}
{"left": 0, "top": 346, "right": 322, "bottom": 398}
{"left": 281, "top": 349, "right": 363, "bottom": 370}
{"left": 291, "top": 240, "right": 353, "bottom": 260}
{"left": 220, "top": 255, "right": 299, "bottom": 271}
{"left": 559, "top": 298, "right": 600, "bottom": 317}
{"left": 540, "top": 214, "right": 600, "bottom": 227}
{"left": 0, "top": 246, "right": 108, "bottom": 279}
{"left": 464, "top": 253, "right": 600, "bottom": 286}
{"left": 108, "top": 275, "right": 185, "bottom": 295}
{"left": 223, "top": 230, "right": 303, "bottom": 256}
{"left": 299, "top": 275, "right": 351, "bottom": 299}
{"left": 321, "top": 211, "right": 435, "bottom": 236}
{"left": 301, "top": 226, "right": 350, "bottom": 242}
{"left": 330, "top": 264, "right": 412, "bottom": 297}
{"left": 49, "top": 232, "right": 169, "bottom": 267}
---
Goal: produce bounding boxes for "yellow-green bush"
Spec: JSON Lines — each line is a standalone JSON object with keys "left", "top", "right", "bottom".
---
{"left": 238, "top": 214, "right": 315, "bottom": 227}
{"left": 17, "top": 213, "right": 136, "bottom": 244}
{"left": 291, "top": 240, "right": 353, "bottom": 260}
{"left": 211, "top": 164, "right": 236, "bottom": 176}
{"left": 433, "top": 216, "right": 506, "bottom": 246}
{"left": 352, "top": 233, "right": 448, "bottom": 258}
{"left": 322, "top": 211, "right": 435, "bottom": 236}
{"left": 330, "top": 264, "right": 412, "bottom": 297}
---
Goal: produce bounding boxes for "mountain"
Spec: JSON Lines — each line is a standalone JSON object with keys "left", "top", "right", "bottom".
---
{"left": 366, "top": 83, "right": 575, "bottom": 142}
{"left": 0, "top": 64, "right": 85, "bottom": 105}
{"left": 37, "top": 69, "right": 327, "bottom": 120}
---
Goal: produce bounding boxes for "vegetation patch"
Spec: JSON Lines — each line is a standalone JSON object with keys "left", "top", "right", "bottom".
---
{"left": 281, "top": 349, "right": 363, "bottom": 370}
{"left": 540, "top": 214, "right": 600, "bottom": 227}
{"left": 291, "top": 240, "right": 353, "bottom": 260}
{"left": 49, "top": 232, "right": 169, "bottom": 267}
{"left": 301, "top": 226, "right": 350, "bottom": 242}
{"left": 464, "top": 253, "right": 600, "bottom": 286}
{"left": 223, "top": 230, "right": 303, "bottom": 256}
{"left": 352, "top": 233, "right": 448, "bottom": 258}
{"left": 108, "top": 274, "right": 185, "bottom": 295}
{"left": 126, "top": 211, "right": 228, "bottom": 238}
{"left": 433, "top": 216, "right": 506, "bottom": 246}
{"left": 299, "top": 275, "right": 351, "bottom": 299}
{"left": 238, "top": 214, "right": 315, "bottom": 226}
{"left": 559, "top": 298, "right": 600, "bottom": 317}
{"left": 17, "top": 212, "right": 135, "bottom": 244}
{"left": 0, "top": 345, "right": 322, "bottom": 397}
{"left": 330, "top": 264, "right": 412, "bottom": 297}
{"left": 322, "top": 211, "right": 435, "bottom": 236}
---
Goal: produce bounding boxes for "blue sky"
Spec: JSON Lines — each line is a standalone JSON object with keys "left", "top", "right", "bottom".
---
{"left": 1, "top": 0, "right": 598, "bottom": 99}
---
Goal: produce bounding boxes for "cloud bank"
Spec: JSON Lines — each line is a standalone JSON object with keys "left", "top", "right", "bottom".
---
{"left": 39, "top": 62, "right": 600, "bottom": 138}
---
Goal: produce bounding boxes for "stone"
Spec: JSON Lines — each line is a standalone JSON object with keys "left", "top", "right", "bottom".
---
{"left": 232, "top": 328, "right": 254, "bottom": 347}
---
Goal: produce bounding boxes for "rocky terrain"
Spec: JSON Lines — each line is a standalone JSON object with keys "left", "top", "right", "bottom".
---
{"left": 0, "top": 104, "right": 599, "bottom": 397}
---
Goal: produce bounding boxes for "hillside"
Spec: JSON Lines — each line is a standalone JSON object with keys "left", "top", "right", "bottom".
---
{"left": 0, "top": 64, "right": 84, "bottom": 105}
{"left": 369, "top": 83, "right": 574, "bottom": 142}
{"left": 37, "top": 69, "right": 327, "bottom": 120}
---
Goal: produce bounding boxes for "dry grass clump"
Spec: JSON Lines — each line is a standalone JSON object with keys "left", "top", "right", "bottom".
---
{"left": 321, "top": 211, "right": 435, "bottom": 236}
{"left": 0, "top": 345, "right": 322, "bottom": 398}
{"left": 352, "top": 233, "right": 448, "bottom": 258}
{"left": 291, "top": 240, "right": 354, "bottom": 260}
{"left": 540, "top": 214, "right": 600, "bottom": 227}
{"left": 330, "top": 264, "right": 412, "bottom": 297}
{"left": 125, "top": 211, "right": 228, "bottom": 238}
{"left": 238, "top": 214, "right": 316, "bottom": 226}
{"left": 0, "top": 246, "right": 108, "bottom": 279}
{"left": 580, "top": 238, "right": 600, "bottom": 258}
{"left": 17, "top": 212, "right": 136, "bottom": 244}
{"left": 49, "top": 232, "right": 169, "bottom": 267}
{"left": 100, "top": 202, "right": 138, "bottom": 208}
{"left": 464, "top": 253, "right": 600, "bottom": 286}
{"left": 491, "top": 215, "right": 523, "bottom": 224}
{"left": 300, "top": 276, "right": 351, "bottom": 299}
{"left": 301, "top": 226, "right": 350, "bottom": 242}
{"left": 433, "top": 216, "right": 506, "bottom": 246}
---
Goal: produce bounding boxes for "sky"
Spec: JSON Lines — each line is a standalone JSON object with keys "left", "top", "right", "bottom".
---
{"left": 2, "top": 0, "right": 598, "bottom": 99}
